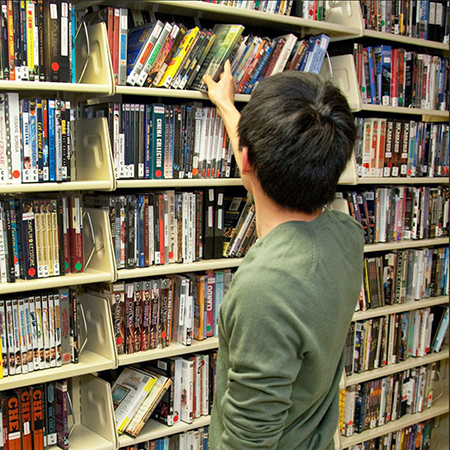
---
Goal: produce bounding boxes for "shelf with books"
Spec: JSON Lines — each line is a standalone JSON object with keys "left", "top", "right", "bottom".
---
{"left": 116, "top": 258, "right": 244, "bottom": 281}
{"left": 118, "top": 337, "right": 219, "bottom": 366}
{"left": 353, "top": 296, "right": 449, "bottom": 321}
{"left": 142, "top": 0, "right": 363, "bottom": 38}
{"left": 0, "top": 208, "right": 115, "bottom": 294}
{"left": 117, "top": 178, "right": 244, "bottom": 189}
{"left": 362, "top": 29, "right": 450, "bottom": 52}
{"left": 356, "top": 177, "right": 450, "bottom": 185}
{"left": 345, "top": 345, "right": 449, "bottom": 387}
{"left": 363, "top": 237, "right": 449, "bottom": 254}
{"left": 118, "top": 414, "right": 211, "bottom": 448}
{"left": 359, "top": 104, "right": 450, "bottom": 120}
{"left": 0, "top": 293, "right": 116, "bottom": 391}
{"left": 0, "top": 116, "right": 117, "bottom": 193}
{"left": 339, "top": 388, "right": 449, "bottom": 449}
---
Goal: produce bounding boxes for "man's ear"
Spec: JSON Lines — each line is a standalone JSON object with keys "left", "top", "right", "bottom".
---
{"left": 241, "top": 146, "right": 252, "bottom": 175}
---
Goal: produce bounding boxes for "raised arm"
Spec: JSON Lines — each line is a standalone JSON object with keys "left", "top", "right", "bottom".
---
{"left": 202, "top": 60, "right": 242, "bottom": 170}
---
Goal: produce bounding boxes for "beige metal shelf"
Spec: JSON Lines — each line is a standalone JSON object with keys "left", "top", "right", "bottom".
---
{"left": 364, "top": 237, "right": 449, "bottom": 253}
{"left": 0, "top": 80, "right": 111, "bottom": 95}
{"left": 360, "top": 104, "right": 449, "bottom": 120}
{"left": 340, "top": 389, "right": 449, "bottom": 448}
{"left": 116, "top": 85, "right": 251, "bottom": 102}
{"left": 363, "top": 29, "right": 449, "bottom": 52}
{"left": 117, "top": 178, "right": 244, "bottom": 189}
{"left": 49, "top": 423, "right": 114, "bottom": 450}
{"left": 118, "top": 415, "right": 211, "bottom": 448}
{"left": 116, "top": 258, "right": 243, "bottom": 281}
{"left": 353, "top": 296, "right": 449, "bottom": 321}
{"left": 0, "top": 270, "right": 111, "bottom": 295}
{"left": 118, "top": 337, "right": 219, "bottom": 366}
{"left": 357, "top": 177, "right": 449, "bottom": 185}
{"left": 346, "top": 346, "right": 449, "bottom": 387}
{"left": 0, "top": 180, "right": 112, "bottom": 193}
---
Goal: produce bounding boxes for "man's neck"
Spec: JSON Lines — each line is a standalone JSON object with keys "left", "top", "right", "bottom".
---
{"left": 251, "top": 186, "right": 323, "bottom": 239}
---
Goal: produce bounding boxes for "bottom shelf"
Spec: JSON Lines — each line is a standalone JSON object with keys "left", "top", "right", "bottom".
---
{"left": 52, "top": 424, "right": 114, "bottom": 450}
{"left": 340, "top": 390, "right": 449, "bottom": 448}
{"left": 119, "top": 415, "right": 211, "bottom": 447}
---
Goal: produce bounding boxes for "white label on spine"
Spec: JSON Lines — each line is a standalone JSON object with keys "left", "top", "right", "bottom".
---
{"left": 208, "top": 206, "right": 213, "bottom": 228}
{"left": 179, "top": 293, "right": 185, "bottom": 326}
{"left": 50, "top": 3, "right": 57, "bottom": 18}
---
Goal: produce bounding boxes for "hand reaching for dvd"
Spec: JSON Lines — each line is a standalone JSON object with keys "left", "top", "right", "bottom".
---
{"left": 203, "top": 59, "right": 241, "bottom": 162}
{"left": 202, "top": 60, "right": 235, "bottom": 112}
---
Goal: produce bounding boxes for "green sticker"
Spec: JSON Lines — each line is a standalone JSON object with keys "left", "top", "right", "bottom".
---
{"left": 75, "top": 262, "right": 83, "bottom": 271}
{"left": 65, "top": 261, "right": 69, "bottom": 270}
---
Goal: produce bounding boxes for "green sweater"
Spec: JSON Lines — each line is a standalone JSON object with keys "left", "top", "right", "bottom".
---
{"left": 210, "top": 209, "right": 364, "bottom": 450}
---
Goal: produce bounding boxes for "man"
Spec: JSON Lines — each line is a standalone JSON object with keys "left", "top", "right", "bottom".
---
{"left": 202, "top": 63, "right": 364, "bottom": 450}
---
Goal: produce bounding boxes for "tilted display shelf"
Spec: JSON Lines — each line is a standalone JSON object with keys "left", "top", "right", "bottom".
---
{"left": 0, "top": 208, "right": 115, "bottom": 294}
{"left": 357, "top": 177, "right": 450, "bottom": 185}
{"left": 118, "top": 337, "right": 219, "bottom": 367}
{"left": 363, "top": 29, "right": 450, "bottom": 52}
{"left": 115, "top": 85, "right": 251, "bottom": 103}
{"left": 364, "top": 237, "right": 449, "bottom": 253}
{"left": 353, "top": 296, "right": 449, "bottom": 321}
{"left": 118, "top": 415, "right": 211, "bottom": 448}
{"left": 345, "top": 345, "right": 449, "bottom": 386}
{"left": 65, "top": 374, "right": 117, "bottom": 450}
{"left": 0, "top": 22, "right": 113, "bottom": 96}
{"left": 0, "top": 293, "right": 115, "bottom": 391}
{"left": 0, "top": 117, "right": 116, "bottom": 193}
{"left": 339, "top": 389, "right": 449, "bottom": 449}
{"left": 116, "top": 258, "right": 244, "bottom": 281}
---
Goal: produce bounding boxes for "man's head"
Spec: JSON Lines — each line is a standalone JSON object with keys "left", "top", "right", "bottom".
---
{"left": 238, "top": 71, "right": 356, "bottom": 214}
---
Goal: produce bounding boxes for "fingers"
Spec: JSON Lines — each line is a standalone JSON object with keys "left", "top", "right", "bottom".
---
{"left": 202, "top": 74, "right": 214, "bottom": 89}
{"left": 220, "top": 60, "right": 232, "bottom": 80}
{"left": 224, "top": 59, "right": 232, "bottom": 75}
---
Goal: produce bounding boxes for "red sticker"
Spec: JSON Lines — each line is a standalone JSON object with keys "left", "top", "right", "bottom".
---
{"left": 64, "top": 354, "right": 71, "bottom": 362}
{"left": 28, "top": 267, "right": 36, "bottom": 277}
{"left": 52, "top": 62, "right": 60, "bottom": 72}
{"left": 117, "top": 337, "right": 123, "bottom": 345}
{"left": 12, "top": 170, "right": 20, "bottom": 179}
{"left": 14, "top": 257, "right": 18, "bottom": 264}
{"left": 192, "top": 168, "right": 198, "bottom": 176}
{"left": 162, "top": 331, "right": 166, "bottom": 339}
{"left": 169, "top": 252, "right": 174, "bottom": 259}
{"left": 155, "top": 169, "right": 162, "bottom": 178}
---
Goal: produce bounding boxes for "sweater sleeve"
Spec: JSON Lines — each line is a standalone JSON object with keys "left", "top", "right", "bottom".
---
{"left": 217, "top": 281, "right": 305, "bottom": 450}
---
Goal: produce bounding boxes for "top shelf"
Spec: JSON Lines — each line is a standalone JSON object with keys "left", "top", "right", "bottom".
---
{"left": 363, "top": 29, "right": 449, "bottom": 52}
{"left": 119, "top": 0, "right": 363, "bottom": 38}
